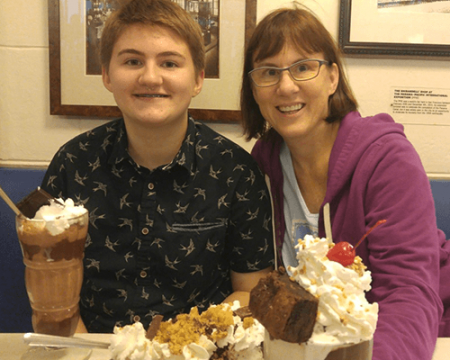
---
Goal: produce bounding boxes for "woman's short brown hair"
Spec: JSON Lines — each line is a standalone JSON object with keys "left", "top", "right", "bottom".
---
{"left": 240, "top": 4, "right": 358, "bottom": 141}
{"left": 100, "top": 0, "right": 205, "bottom": 76}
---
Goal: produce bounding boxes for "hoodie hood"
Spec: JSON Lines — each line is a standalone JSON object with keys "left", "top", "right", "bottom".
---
{"left": 325, "top": 111, "right": 405, "bottom": 203}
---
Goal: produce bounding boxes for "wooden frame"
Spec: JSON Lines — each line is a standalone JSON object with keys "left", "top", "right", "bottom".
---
{"left": 48, "top": 0, "right": 257, "bottom": 122}
{"left": 339, "top": 0, "right": 450, "bottom": 57}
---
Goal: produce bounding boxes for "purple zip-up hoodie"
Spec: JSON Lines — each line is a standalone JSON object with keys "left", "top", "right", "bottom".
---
{"left": 252, "top": 111, "right": 450, "bottom": 360}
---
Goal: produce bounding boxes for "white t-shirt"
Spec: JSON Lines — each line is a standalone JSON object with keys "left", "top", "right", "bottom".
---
{"left": 280, "top": 142, "right": 319, "bottom": 271}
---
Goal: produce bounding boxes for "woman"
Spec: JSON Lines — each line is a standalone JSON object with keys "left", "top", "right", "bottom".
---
{"left": 240, "top": 4, "right": 450, "bottom": 360}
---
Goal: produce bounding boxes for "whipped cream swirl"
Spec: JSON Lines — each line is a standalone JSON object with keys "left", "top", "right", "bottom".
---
{"left": 109, "top": 302, "right": 264, "bottom": 360}
{"left": 289, "top": 235, "right": 378, "bottom": 344}
{"left": 33, "top": 198, "right": 87, "bottom": 236}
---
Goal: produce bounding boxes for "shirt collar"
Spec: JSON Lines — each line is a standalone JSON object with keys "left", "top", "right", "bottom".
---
{"left": 108, "top": 120, "right": 130, "bottom": 166}
{"left": 108, "top": 117, "right": 197, "bottom": 173}
{"left": 161, "top": 116, "right": 197, "bottom": 172}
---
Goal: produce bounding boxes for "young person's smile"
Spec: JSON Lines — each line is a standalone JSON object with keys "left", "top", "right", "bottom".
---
{"left": 102, "top": 24, "right": 204, "bottom": 130}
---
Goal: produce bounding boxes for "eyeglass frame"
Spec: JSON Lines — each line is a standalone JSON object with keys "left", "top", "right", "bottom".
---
{"left": 248, "top": 59, "right": 332, "bottom": 87}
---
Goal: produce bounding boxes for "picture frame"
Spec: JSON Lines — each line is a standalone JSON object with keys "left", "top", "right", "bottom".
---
{"left": 48, "top": 0, "right": 257, "bottom": 122}
{"left": 339, "top": 0, "right": 450, "bottom": 57}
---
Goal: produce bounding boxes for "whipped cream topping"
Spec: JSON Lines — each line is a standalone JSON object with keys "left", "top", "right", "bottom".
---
{"left": 109, "top": 302, "right": 264, "bottom": 360}
{"left": 33, "top": 198, "right": 87, "bottom": 236}
{"left": 289, "top": 235, "right": 378, "bottom": 345}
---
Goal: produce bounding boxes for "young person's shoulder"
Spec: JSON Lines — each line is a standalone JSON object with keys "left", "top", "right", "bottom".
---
{"left": 56, "top": 119, "right": 124, "bottom": 154}
{"left": 193, "top": 120, "right": 254, "bottom": 161}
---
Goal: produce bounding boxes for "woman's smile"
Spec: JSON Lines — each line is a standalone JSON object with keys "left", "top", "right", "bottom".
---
{"left": 277, "top": 103, "right": 305, "bottom": 114}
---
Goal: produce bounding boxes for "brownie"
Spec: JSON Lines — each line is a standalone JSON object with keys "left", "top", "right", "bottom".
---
{"left": 249, "top": 267, "right": 318, "bottom": 343}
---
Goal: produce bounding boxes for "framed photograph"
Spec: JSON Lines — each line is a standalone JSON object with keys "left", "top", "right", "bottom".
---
{"left": 48, "top": 0, "right": 257, "bottom": 122}
{"left": 339, "top": 0, "right": 450, "bottom": 57}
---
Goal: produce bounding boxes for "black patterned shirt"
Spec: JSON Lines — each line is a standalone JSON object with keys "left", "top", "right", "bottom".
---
{"left": 41, "top": 117, "right": 274, "bottom": 333}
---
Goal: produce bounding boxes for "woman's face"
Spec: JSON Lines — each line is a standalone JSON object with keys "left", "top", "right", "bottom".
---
{"left": 251, "top": 44, "right": 339, "bottom": 142}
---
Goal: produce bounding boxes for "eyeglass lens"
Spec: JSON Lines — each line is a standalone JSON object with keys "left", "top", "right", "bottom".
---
{"left": 251, "top": 60, "right": 324, "bottom": 87}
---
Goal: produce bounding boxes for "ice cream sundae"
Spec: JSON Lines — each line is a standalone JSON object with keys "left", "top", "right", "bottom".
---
{"left": 250, "top": 235, "right": 379, "bottom": 360}
{"left": 109, "top": 301, "right": 264, "bottom": 360}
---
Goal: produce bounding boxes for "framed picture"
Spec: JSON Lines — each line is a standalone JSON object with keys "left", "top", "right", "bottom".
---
{"left": 339, "top": 0, "right": 450, "bottom": 57}
{"left": 48, "top": 0, "right": 257, "bottom": 122}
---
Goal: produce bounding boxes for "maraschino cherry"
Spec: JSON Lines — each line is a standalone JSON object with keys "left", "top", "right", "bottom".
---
{"left": 326, "top": 220, "right": 387, "bottom": 266}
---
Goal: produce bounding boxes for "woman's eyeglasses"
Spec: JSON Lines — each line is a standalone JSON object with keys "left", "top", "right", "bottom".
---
{"left": 249, "top": 59, "right": 331, "bottom": 87}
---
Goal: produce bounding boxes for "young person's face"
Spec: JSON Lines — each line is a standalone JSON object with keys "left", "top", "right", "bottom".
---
{"left": 103, "top": 24, "right": 204, "bottom": 130}
{"left": 251, "top": 44, "right": 338, "bottom": 142}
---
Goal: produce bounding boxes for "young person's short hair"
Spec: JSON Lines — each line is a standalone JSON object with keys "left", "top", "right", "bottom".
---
{"left": 100, "top": 0, "right": 205, "bottom": 76}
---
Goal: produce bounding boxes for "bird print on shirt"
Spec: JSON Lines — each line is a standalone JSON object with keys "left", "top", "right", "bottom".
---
{"left": 190, "top": 264, "right": 203, "bottom": 276}
{"left": 240, "top": 229, "right": 254, "bottom": 240}
{"left": 162, "top": 295, "right": 176, "bottom": 306}
{"left": 206, "top": 239, "right": 220, "bottom": 252}
{"left": 151, "top": 238, "right": 165, "bottom": 248}
{"left": 119, "top": 194, "right": 132, "bottom": 209}
{"left": 191, "top": 212, "right": 205, "bottom": 223}
{"left": 118, "top": 218, "right": 133, "bottom": 230}
{"left": 217, "top": 195, "right": 229, "bottom": 209}
{"left": 86, "top": 258, "right": 100, "bottom": 272}
{"left": 92, "top": 181, "right": 107, "bottom": 196}
{"left": 209, "top": 165, "right": 222, "bottom": 179}
{"left": 165, "top": 256, "right": 181, "bottom": 270}
{"left": 194, "top": 188, "right": 206, "bottom": 200}
{"left": 180, "top": 239, "right": 195, "bottom": 256}
{"left": 174, "top": 202, "right": 189, "bottom": 214}
{"left": 75, "top": 171, "right": 88, "bottom": 186}
{"left": 173, "top": 278, "right": 187, "bottom": 289}
{"left": 236, "top": 190, "right": 250, "bottom": 202}
{"left": 246, "top": 208, "right": 259, "bottom": 221}
{"left": 44, "top": 118, "right": 273, "bottom": 332}
{"left": 89, "top": 157, "right": 101, "bottom": 172}
{"left": 173, "top": 180, "right": 188, "bottom": 194}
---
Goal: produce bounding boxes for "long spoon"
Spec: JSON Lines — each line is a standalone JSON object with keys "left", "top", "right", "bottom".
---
{"left": 24, "top": 333, "right": 110, "bottom": 349}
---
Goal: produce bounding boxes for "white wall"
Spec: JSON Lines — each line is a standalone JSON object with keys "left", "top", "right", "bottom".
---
{"left": 1, "top": 0, "right": 449, "bottom": 178}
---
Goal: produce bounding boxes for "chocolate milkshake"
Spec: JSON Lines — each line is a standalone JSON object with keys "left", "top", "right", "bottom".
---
{"left": 16, "top": 198, "right": 88, "bottom": 336}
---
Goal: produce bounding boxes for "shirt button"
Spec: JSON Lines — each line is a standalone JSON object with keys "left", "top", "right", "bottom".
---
{"left": 148, "top": 183, "right": 154, "bottom": 190}
{"left": 133, "top": 315, "right": 141, "bottom": 323}
{"left": 142, "top": 228, "right": 149, "bottom": 235}
{"left": 140, "top": 270, "right": 147, "bottom": 278}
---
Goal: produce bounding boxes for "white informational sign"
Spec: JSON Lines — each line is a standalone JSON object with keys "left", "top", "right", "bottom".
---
{"left": 390, "top": 87, "right": 450, "bottom": 125}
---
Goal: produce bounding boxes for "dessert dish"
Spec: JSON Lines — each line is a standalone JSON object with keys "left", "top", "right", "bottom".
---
{"left": 250, "top": 235, "right": 379, "bottom": 360}
{"left": 109, "top": 301, "right": 264, "bottom": 360}
{"left": 16, "top": 197, "right": 88, "bottom": 336}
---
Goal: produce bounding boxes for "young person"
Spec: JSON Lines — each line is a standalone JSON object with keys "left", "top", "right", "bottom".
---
{"left": 240, "top": 4, "right": 449, "bottom": 360}
{"left": 41, "top": 0, "right": 273, "bottom": 333}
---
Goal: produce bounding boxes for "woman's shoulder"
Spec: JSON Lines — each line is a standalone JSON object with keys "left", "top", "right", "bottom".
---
{"left": 338, "top": 111, "right": 406, "bottom": 149}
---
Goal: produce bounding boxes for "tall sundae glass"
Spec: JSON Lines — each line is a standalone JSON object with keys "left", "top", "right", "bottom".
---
{"left": 16, "top": 198, "right": 90, "bottom": 359}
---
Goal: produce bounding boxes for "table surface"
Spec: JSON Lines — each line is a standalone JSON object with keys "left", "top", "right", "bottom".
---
{"left": 0, "top": 333, "right": 448, "bottom": 359}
